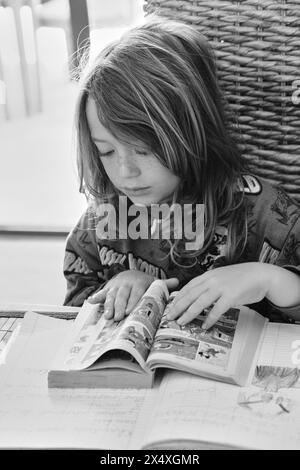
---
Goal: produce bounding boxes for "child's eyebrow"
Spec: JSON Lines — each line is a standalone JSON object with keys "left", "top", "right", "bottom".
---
{"left": 92, "top": 137, "right": 148, "bottom": 149}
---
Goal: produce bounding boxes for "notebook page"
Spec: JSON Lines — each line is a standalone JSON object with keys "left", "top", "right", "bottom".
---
{"left": 142, "top": 370, "right": 300, "bottom": 450}
{"left": 0, "top": 311, "right": 150, "bottom": 449}
{"left": 0, "top": 317, "right": 22, "bottom": 360}
{"left": 256, "top": 322, "right": 300, "bottom": 367}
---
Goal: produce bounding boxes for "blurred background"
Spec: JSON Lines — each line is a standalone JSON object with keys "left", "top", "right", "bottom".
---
{"left": 0, "top": 0, "right": 145, "bottom": 305}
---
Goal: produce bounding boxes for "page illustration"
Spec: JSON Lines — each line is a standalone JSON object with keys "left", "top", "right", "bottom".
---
{"left": 149, "top": 294, "right": 239, "bottom": 369}
{"left": 57, "top": 280, "right": 168, "bottom": 371}
{"left": 238, "top": 366, "right": 300, "bottom": 417}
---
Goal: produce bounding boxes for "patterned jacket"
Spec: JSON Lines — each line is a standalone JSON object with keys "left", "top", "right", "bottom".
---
{"left": 63, "top": 175, "right": 300, "bottom": 322}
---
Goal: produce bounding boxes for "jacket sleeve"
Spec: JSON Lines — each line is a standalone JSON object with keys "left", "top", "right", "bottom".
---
{"left": 63, "top": 207, "right": 105, "bottom": 306}
{"left": 245, "top": 178, "right": 300, "bottom": 322}
{"left": 63, "top": 206, "right": 129, "bottom": 306}
{"left": 268, "top": 211, "right": 300, "bottom": 322}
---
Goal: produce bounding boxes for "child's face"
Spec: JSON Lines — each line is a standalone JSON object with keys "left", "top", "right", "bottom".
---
{"left": 86, "top": 99, "right": 180, "bottom": 205}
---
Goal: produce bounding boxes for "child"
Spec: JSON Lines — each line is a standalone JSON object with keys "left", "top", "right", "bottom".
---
{"left": 64, "top": 16, "right": 300, "bottom": 330}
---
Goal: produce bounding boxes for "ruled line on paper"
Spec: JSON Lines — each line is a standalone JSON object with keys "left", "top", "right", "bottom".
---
{"left": 0, "top": 318, "right": 22, "bottom": 354}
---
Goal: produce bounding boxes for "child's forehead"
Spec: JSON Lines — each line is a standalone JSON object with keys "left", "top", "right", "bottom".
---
{"left": 86, "top": 98, "right": 147, "bottom": 147}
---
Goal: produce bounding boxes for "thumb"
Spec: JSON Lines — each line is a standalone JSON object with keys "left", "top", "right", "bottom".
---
{"left": 164, "top": 277, "right": 180, "bottom": 291}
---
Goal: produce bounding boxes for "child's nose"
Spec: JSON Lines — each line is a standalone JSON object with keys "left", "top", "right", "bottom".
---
{"left": 119, "top": 154, "right": 141, "bottom": 178}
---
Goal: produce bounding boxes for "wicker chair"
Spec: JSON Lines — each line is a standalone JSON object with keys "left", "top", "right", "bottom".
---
{"left": 144, "top": 0, "right": 300, "bottom": 202}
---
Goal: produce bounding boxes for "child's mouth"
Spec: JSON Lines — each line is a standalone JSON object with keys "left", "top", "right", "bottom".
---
{"left": 123, "top": 187, "right": 151, "bottom": 196}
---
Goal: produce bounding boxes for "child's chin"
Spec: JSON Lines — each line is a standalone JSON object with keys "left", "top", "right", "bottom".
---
{"left": 128, "top": 195, "right": 154, "bottom": 206}
{"left": 129, "top": 194, "right": 173, "bottom": 207}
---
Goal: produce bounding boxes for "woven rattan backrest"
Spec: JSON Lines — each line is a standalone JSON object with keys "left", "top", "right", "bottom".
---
{"left": 144, "top": 0, "right": 300, "bottom": 202}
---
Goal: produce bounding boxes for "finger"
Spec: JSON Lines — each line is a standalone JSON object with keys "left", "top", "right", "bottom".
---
{"left": 202, "top": 296, "right": 232, "bottom": 330}
{"left": 126, "top": 286, "right": 147, "bottom": 314}
{"left": 164, "top": 278, "right": 180, "bottom": 291}
{"left": 88, "top": 287, "right": 109, "bottom": 304}
{"left": 167, "top": 283, "right": 210, "bottom": 320}
{"left": 114, "top": 285, "right": 132, "bottom": 321}
{"left": 176, "top": 289, "right": 220, "bottom": 326}
{"left": 171, "top": 276, "right": 207, "bottom": 308}
{"left": 103, "top": 287, "right": 118, "bottom": 319}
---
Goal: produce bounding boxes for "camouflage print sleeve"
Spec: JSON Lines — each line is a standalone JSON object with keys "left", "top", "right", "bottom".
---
{"left": 276, "top": 213, "right": 300, "bottom": 275}
{"left": 243, "top": 176, "right": 300, "bottom": 322}
{"left": 267, "top": 212, "right": 300, "bottom": 322}
{"left": 63, "top": 207, "right": 106, "bottom": 306}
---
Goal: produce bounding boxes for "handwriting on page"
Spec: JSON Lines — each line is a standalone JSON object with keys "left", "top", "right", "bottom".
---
{"left": 291, "top": 340, "right": 300, "bottom": 366}
{"left": 0, "top": 311, "right": 150, "bottom": 449}
{"left": 0, "top": 384, "right": 148, "bottom": 448}
{"left": 143, "top": 371, "right": 300, "bottom": 450}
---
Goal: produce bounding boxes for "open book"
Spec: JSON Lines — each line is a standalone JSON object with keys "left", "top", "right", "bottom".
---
{"left": 48, "top": 280, "right": 267, "bottom": 389}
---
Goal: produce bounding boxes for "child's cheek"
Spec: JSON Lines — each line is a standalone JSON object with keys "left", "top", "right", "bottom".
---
{"left": 101, "top": 159, "right": 116, "bottom": 179}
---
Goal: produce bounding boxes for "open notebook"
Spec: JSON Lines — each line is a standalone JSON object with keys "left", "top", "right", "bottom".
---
{"left": 0, "top": 309, "right": 299, "bottom": 449}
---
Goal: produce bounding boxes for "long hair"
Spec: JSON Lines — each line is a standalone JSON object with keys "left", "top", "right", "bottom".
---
{"left": 74, "top": 15, "right": 248, "bottom": 265}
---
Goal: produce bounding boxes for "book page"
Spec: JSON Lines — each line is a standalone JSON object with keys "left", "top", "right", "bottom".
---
{"left": 0, "top": 311, "right": 151, "bottom": 449}
{"left": 148, "top": 293, "right": 240, "bottom": 373}
{"left": 111, "top": 280, "right": 167, "bottom": 366}
{"left": 142, "top": 370, "right": 300, "bottom": 450}
{"left": 257, "top": 322, "right": 300, "bottom": 367}
{"left": 55, "top": 281, "right": 168, "bottom": 372}
{"left": 0, "top": 317, "right": 22, "bottom": 362}
{"left": 251, "top": 322, "right": 300, "bottom": 392}
{"left": 51, "top": 301, "right": 146, "bottom": 371}
{"left": 54, "top": 281, "right": 168, "bottom": 373}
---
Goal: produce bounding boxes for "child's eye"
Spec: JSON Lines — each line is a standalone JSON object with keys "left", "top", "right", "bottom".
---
{"left": 98, "top": 150, "right": 114, "bottom": 157}
{"left": 135, "top": 149, "right": 150, "bottom": 156}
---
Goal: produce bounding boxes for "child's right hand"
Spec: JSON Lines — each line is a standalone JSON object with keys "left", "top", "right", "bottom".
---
{"left": 88, "top": 270, "right": 179, "bottom": 322}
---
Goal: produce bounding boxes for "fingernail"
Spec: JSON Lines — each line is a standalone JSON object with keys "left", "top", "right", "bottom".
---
{"left": 202, "top": 321, "right": 208, "bottom": 330}
{"left": 177, "top": 318, "right": 184, "bottom": 326}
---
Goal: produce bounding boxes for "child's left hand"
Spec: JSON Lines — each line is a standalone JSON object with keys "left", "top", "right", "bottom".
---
{"left": 167, "top": 262, "right": 273, "bottom": 329}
